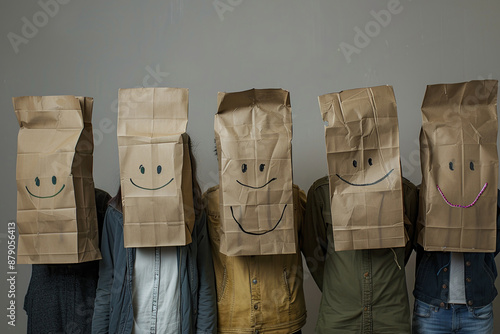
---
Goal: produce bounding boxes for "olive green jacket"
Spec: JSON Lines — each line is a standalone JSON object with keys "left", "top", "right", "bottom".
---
{"left": 302, "top": 176, "right": 418, "bottom": 334}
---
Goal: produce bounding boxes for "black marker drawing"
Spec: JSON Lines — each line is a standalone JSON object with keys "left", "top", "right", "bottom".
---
{"left": 232, "top": 162, "right": 285, "bottom": 234}
{"left": 130, "top": 164, "right": 174, "bottom": 191}
{"left": 26, "top": 175, "right": 65, "bottom": 199}
{"left": 230, "top": 205, "right": 287, "bottom": 236}
{"left": 336, "top": 169, "right": 394, "bottom": 186}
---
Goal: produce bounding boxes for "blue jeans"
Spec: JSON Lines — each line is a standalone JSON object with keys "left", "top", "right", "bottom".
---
{"left": 412, "top": 299, "right": 493, "bottom": 334}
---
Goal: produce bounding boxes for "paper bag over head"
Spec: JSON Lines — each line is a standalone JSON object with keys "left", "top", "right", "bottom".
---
{"left": 418, "top": 80, "right": 498, "bottom": 252}
{"left": 215, "top": 88, "right": 296, "bottom": 256}
{"left": 118, "top": 87, "right": 194, "bottom": 248}
{"left": 14, "top": 95, "right": 100, "bottom": 264}
{"left": 319, "top": 85, "right": 405, "bottom": 251}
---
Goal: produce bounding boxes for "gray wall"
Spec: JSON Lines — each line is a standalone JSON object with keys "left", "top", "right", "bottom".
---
{"left": 1, "top": 0, "right": 500, "bottom": 333}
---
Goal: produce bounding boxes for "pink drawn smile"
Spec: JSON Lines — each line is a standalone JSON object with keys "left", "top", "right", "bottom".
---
{"left": 436, "top": 183, "right": 488, "bottom": 208}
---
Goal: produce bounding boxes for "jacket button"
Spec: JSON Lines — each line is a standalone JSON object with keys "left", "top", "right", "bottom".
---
{"left": 254, "top": 304, "right": 258, "bottom": 310}
{"left": 466, "top": 261, "right": 471, "bottom": 266}
{"left": 442, "top": 284, "right": 447, "bottom": 289}
{"left": 440, "top": 302, "right": 445, "bottom": 307}
{"left": 364, "top": 272, "right": 369, "bottom": 277}
{"left": 466, "top": 277, "right": 472, "bottom": 283}
{"left": 364, "top": 307, "right": 368, "bottom": 311}
{"left": 468, "top": 300, "right": 473, "bottom": 306}
{"left": 443, "top": 268, "right": 448, "bottom": 272}
{"left": 252, "top": 279, "right": 257, "bottom": 284}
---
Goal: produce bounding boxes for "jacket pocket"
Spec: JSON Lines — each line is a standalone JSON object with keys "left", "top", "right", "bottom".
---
{"left": 413, "top": 299, "right": 432, "bottom": 318}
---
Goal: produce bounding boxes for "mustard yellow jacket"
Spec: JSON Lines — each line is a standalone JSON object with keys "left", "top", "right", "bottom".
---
{"left": 203, "top": 184, "right": 307, "bottom": 334}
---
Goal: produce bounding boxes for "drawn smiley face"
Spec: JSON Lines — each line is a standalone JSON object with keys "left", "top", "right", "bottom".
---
{"left": 129, "top": 164, "right": 174, "bottom": 191}
{"left": 236, "top": 162, "right": 276, "bottom": 189}
{"left": 436, "top": 160, "right": 487, "bottom": 208}
{"left": 231, "top": 162, "right": 287, "bottom": 235}
{"left": 336, "top": 156, "right": 394, "bottom": 186}
{"left": 25, "top": 175, "right": 65, "bottom": 199}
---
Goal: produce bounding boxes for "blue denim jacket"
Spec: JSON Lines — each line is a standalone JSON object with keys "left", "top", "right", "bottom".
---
{"left": 91, "top": 205, "right": 217, "bottom": 334}
{"left": 413, "top": 190, "right": 500, "bottom": 308}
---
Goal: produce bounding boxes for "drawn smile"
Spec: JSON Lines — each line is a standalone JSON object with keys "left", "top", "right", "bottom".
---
{"left": 336, "top": 169, "right": 394, "bottom": 186}
{"left": 230, "top": 204, "right": 287, "bottom": 236}
{"left": 26, "top": 184, "right": 65, "bottom": 199}
{"left": 236, "top": 178, "right": 277, "bottom": 189}
{"left": 437, "top": 183, "right": 487, "bottom": 208}
{"left": 130, "top": 178, "right": 174, "bottom": 191}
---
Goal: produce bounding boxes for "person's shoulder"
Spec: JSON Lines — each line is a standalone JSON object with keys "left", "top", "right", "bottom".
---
{"left": 402, "top": 177, "right": 417, "bottom": 193}
{"left": 94, "top": 188, "right": 111, "bottom": 208}
{"left": 309, "top": 176, "right": 329, "bottom": 193}
{"left": 105, "top": 204, "right": 123, "bottom": 225}
{"left": 203, "top": 185, "right": 219, "bottom": 198}
{"left": 203, "top": 185, "right": 220, "bottom": 216}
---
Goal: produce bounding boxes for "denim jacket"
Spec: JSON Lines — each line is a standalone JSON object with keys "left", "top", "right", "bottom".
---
{"left": 413, "top": 190, "right": 500, "bottom": 308}
{"left": 91, "top": 205, "right": 217, "bottom": 334}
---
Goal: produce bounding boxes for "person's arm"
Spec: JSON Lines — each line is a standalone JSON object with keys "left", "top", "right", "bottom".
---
{"left": 195, "top": 212, "right": 217, "bottom": 334}
{"left": 91, "top": 207, "right": 116, "bottom": 334}
{"left": 301, "top": 181, "right": 329, "bottom": 292}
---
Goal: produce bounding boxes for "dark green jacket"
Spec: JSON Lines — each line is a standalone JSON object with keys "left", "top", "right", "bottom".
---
{"left": 302, "top": 176, "right": 418, "bottom": 334}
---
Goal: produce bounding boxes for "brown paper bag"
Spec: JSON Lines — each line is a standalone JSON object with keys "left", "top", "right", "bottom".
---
{"left": 14, "top": 95, "right": 101, "bottom": 264}
{"left": 117, "top": 87, "right": 195, "bottom": 248}
{"left": 418, "top": 80, "right": 498, "bottom": 252}
{"left": 215, "top": 88, "right": 296, "bottom": 256}
{"left": 318, "top": 85, "right": 405, "bottom": 251}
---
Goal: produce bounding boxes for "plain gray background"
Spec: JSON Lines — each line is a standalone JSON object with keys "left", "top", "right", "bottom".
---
{"left": 2, "top": 0, "right": 500, "bottom": 333}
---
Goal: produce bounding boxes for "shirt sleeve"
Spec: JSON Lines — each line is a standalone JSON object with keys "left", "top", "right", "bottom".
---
{"left": 301, "top": 181, "right": 329, "bottom": 292}
{"left": 91, "top": 208, "right": 115, "bottom": 334}
{"left": 195, "top": 212, "right": 217, "bottom": 334}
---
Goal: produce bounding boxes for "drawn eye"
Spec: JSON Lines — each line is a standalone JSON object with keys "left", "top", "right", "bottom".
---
{"left": 368, "top": 158, "right": 373, "bottom": 166}
{"left": 241, "top": 164, "right": 247, "bottom": 173}
{"left": 259, "top": 164, "right": 265, "bottom": 172}
{"left": 35, "top": 177, "right": 40, "bottom": 187}
{"left": 157, "top": 165, "right": 162, "bottom": 174}
{"left": 52, "top": 176, "right": 57, "bottom": 185}
{"left": 139, "top": 165, "right": 145, "bottom": 174}
{"left": 470, "top": 162, "right": 474, "bottom": 171}
{"left": 353, "top": 160, "right": 358, "bottom": 168}
{"left": 449, "top": 162, "right": 454, "bottom": 171}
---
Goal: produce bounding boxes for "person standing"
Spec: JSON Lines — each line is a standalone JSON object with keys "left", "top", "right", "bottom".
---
{"left": 303, "top": 176, "right": 417, "bottom": 333}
